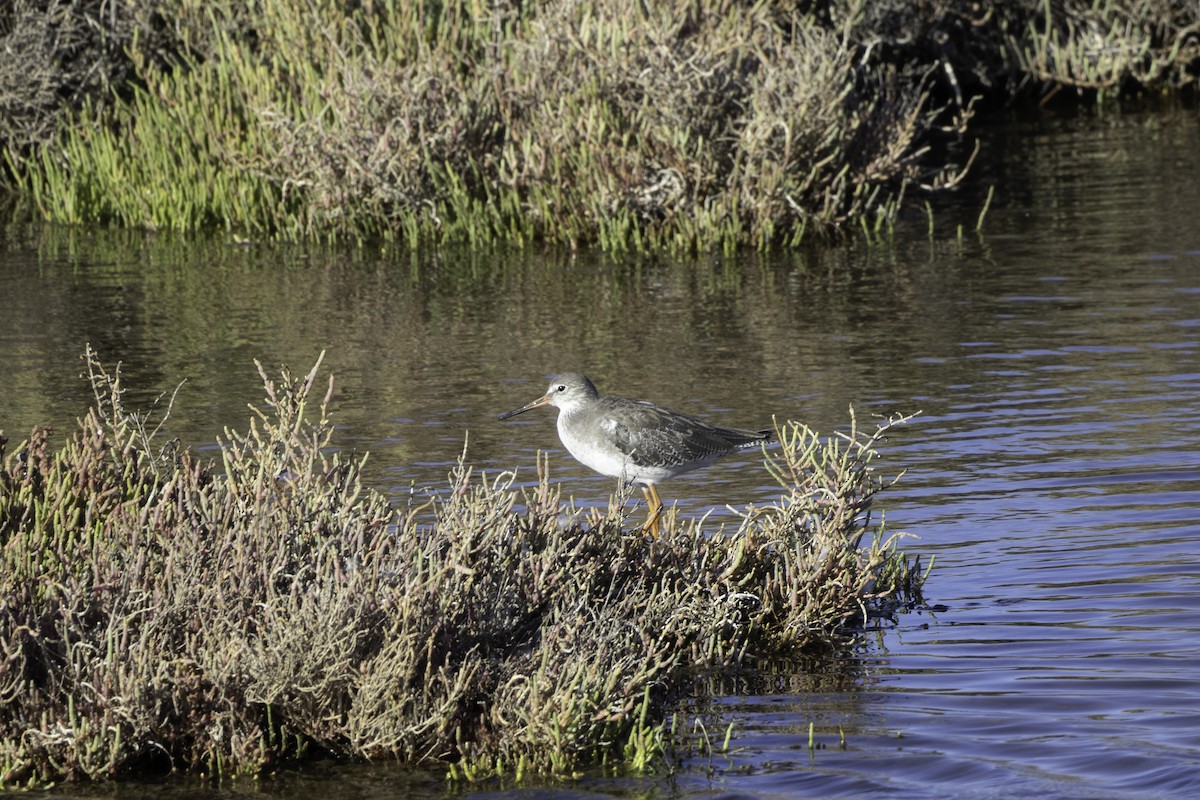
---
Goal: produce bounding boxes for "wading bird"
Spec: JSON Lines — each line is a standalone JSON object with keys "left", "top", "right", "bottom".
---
{"left": 499, "top": 373, "right": 773, "bottom": 535}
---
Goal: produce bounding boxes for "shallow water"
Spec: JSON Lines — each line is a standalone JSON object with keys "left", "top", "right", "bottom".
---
{"left": 4, "top": 108, "right": 1200, "bottom": 798}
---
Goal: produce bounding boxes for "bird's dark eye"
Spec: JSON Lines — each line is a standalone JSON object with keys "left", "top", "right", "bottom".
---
{"left": 556, "top": 384, "right": 567, "bottom": 393}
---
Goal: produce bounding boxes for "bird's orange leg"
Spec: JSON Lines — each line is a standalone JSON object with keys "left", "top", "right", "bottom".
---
{"left": 641, "top": 484, "right": 664, "bottom": 537}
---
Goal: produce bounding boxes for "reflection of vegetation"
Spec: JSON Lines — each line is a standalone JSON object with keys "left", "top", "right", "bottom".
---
{"left": 0, "top": 349, "right": 923, "bottom": 789}
{"left": 675, "top": 647, "right": 889, "bottom": 764}
{"left": 1, "top": 1, "right": 1194, "bottom": 249}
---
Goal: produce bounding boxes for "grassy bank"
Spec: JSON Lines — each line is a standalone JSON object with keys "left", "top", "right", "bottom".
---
{"left": 0, "top": 349, "right": 925, "bottom": 789}
{"left": 1, "top": 1, "right": 1195, "bottom": 251}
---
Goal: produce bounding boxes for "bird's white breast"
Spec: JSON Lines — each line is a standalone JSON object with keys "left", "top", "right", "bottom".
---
{"left": 557, "top": 413, "right": 674, "bottom": 485}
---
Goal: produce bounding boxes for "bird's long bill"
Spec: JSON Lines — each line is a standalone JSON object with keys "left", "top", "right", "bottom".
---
{"left": 498, "top": 393, "right": 552, "bottom": 421}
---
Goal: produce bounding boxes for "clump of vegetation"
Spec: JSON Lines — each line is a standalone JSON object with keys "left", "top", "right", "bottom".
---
{"left": 0, "top": 348, "right": 925, "bottom": 790}
{"left": 2, "top": 0, "right": 1194, "bottom": 250}
{"left": 843, "top": 0, "right": 1199, "bottom": 101}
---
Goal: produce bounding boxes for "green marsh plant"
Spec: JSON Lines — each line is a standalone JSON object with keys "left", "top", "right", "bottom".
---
{"left": 4, "top": 1, "right": 1198, "bottom": 249}
{"left": 4, "top": 0, "right": 967, "bottom": 250}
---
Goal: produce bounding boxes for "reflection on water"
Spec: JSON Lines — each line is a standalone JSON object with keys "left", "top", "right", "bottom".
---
{"left": 5, "top": 109, "right": 1200, "bottom": 798}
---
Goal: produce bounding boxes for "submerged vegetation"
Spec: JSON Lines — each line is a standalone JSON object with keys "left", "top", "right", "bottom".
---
{"left": 1, "top": 0, "right": 1197, "bottom": 250}
{"left": 0, "top": 349, "right": 924, "bottom": 789}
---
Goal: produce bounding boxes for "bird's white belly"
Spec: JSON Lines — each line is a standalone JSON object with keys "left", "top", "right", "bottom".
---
{"left": 558, "top": 415, "right": 675, "bottom": 485}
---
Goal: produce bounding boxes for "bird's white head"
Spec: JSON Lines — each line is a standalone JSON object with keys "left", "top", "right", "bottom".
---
{"left": 498, "top": 373, "right": 600, "bottom": 419}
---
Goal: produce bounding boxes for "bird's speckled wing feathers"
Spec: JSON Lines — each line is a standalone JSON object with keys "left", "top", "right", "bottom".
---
{"left": 598, "top": 396, "right": 771, "bottom": 469}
